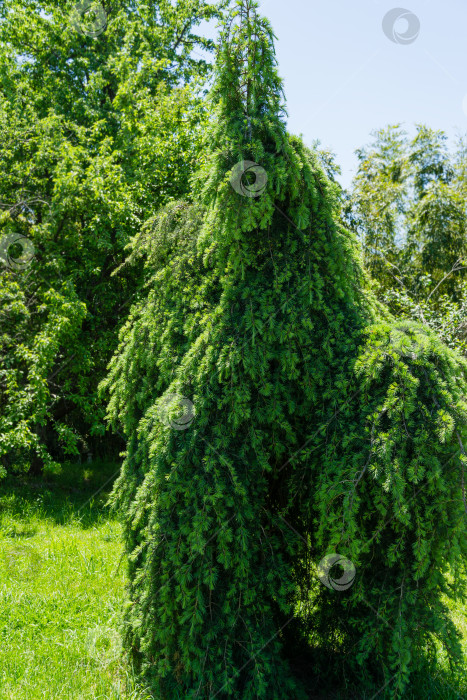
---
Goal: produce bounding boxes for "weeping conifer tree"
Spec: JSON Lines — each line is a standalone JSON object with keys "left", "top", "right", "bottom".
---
{"left": 102, "top": 2, "right": 467, "bottom": 697}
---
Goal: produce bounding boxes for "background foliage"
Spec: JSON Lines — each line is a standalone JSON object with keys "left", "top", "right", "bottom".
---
{"left": 348, "top": 124, "right": 467, "bottom": 355}
{"left": 0, "top": 0, "right": 222, "bottom": 475}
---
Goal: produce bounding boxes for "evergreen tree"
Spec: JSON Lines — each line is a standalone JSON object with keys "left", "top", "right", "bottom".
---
{"left": 103, "top": 2, "right": 467, "bottom": 696}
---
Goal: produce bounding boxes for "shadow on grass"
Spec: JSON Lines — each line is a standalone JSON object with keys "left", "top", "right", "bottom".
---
{"left": 0, "top": 460, "right": 121, "bottom": 530}
{"left": 289, "top": 644, "right": 466, "bottom": 699}
{"left": 283, "top": 600, "right": 466, "bottom": 699}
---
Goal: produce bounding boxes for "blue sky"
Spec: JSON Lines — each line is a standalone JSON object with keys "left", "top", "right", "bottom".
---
{"left": 202, "top": 0, "right": 467, "bottom": 187}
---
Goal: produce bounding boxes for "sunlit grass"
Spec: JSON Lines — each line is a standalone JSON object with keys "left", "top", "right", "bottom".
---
{"left": 0, "top": 463, "right": 152, "bottom": 700}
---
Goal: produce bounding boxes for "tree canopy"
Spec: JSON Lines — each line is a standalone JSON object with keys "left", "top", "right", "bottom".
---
{"left": 0, "top": 0, "right": 222, "bottom": 474}
{"left": 348, "top": 124, "right": 467, "bottom": 355}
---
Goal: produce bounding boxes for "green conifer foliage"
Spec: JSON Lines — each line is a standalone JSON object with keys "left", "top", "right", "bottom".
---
{"left": 102, "top": 2, "right": 467, "bottom": 696}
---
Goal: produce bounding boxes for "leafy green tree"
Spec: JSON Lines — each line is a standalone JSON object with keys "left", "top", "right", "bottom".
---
{"left": 103, "top": 2, "right": 467, "bottom": 697}
{"left": 0, "top": 0, "right": 223, "bottom": 474}
{"left": 348, "top": 124, "right": 467, "bottom": 354}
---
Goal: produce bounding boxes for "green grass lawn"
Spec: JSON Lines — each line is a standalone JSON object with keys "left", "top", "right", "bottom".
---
{"left": 0, "top": 462, "right": 152, "bottom": 700}
{"left": 0, "top": 462, "right": 465, "bottom": 699}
